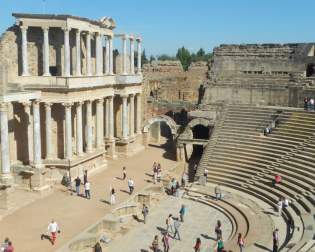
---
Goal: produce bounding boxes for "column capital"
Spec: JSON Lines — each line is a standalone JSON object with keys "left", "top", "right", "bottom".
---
{"left": 22, "top": 101, "right": 32, "bottom": 108}
{"left": 107, "top": 95, "right": 114, "bottom": 100}
{"left": 62, "top": 27, "right": 71, "bottom": 32}
{"left": 120, "top": 94, "right": 128, "bottom": 99}
{"left": 107, "top": 34, "right": 113, "bottom": 39}
{"left": 129, "top": 36, "right": 135, "bottom": 41}
{"left": 62, "top": 102, "right": 73, "bottom": 108}
{"left": 33, "top": 99, "right": 41, "bottom": 106}
{"left": 122, "top": 35, "right": 128, "bottom": 41}
{"left": 129, "top": 93, "right": 135, "bottom": 98}
{"left": 76, "top": 101, "right": 84, "bottom": 106}
{"left": 85, "top": 100, "right": 92, "bottom": 104}
{"left": 96, "top": 98, "right": 104, "bottom": 104}
{"left": 20, "top": 26, "right": 28, "bottom": 32}
{"left": 0, "top": 102, "right": 8, "bottom": 111}
{"left": 44, "top": 102, "right": 53, "bottom": 108}
{"left": 76, "top": 29, "right": 81, "bottom": 34}
{"left": 41, "top": 26, "right": 49, "bottom": 32}
{"left": 136, "top": 37, "right": 142, "bottom": 42}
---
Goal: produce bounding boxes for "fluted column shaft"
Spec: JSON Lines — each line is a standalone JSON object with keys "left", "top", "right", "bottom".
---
{"left": 63, "top": 28, "right": 71, "bottom": 77}
{"left": 122, "top": 95, "right": 129, "bottom": 139}
{"left": 96, "top": 99, "right": 104, "bottom": 148}
{"left": 0, "top": 103, "right": 10, "bottom": 174}
{"left": 105, "top": 38, "right": 110, "bottom": 74}
{"left": 130, "top": 37, "right": 135, "bottom": 74}
{"left": 76, "top": 30, "right": 81, "bottom": 76}
{"left": 122, "top": 36, "right": 127, "bottom": 75}
{"left": 105, "top": 98, "right": 109, "bottom": 138}
{"left": 85, "top": 100, "right": 93, "bottom": 152}
{"left": 76, "top": 102, "right": 83, "bottom": 156}
{"left": 33, "top": 100, "right": 42, "bottom": 167}
{"left": 109, "top": 36, "right": 114, "bottom": 75}
{"left": 129, "top": 94, "right": 135, "bottom": 137}
{"left": 109, "top": 96, "right": 114, "bottom": 139}
{"left": 64, "top": 103, "right": 73, "bottom": 159}
{"left": 23, "top": 102, "right": 33, "bottom": 163}
{"left": 86, "top": 32, "right": 92, "bottom": 76}
{"left": 136, "top": 38, "right": 142, "bottom": 74}
{"left": 136, "top": 93, "right": 142, "bottom": 134}
{"left": 43, "top": 27, "right": 50, "bottom": 76}
{"left": 95, "top": 33, "right": 103, "bottom": 75}
{"left": 45, "top": 103, "right": 53, "bottom": 159}
{"left": 21, "top": 26, "right": 29, "bottom": 76}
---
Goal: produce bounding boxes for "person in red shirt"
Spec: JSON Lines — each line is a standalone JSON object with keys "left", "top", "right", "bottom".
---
{"left": 273, "top": 175, "right": 281, "bottom": 187}
{"left": 4, "top": 241, "right": 14, "bottom": 252}
{"left": 194, "top": 237, "right": 201, "bottom": 252}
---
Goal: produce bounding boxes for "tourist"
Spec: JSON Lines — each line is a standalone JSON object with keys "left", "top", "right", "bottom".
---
{"left": 304, "top": 97, "right": 308, "bottom": 110}
{"left": 74, "top": 176, "right": 81, "bottom": 196}
{"left": 0, "top": 238, "right": 9, "bottom": 252}
{"left": 175, "top": 181, "right": 180, "bottom": 197}
{"left": 161, "top": 232, "right": 170, "bottom": 252}
{"left": 237, "top": 233, "right": 245, "bottom": 252}
{"left": 181, "top": 172, "right": 188, "bottom": 187}
{"left": 179, "top": 204, "right": 186, "bottom": 222}
{"left": 166, "top": 214, "right": 174, "bottom": 234}
{"left": 128, "top": 178, "right": 135, "bottom": 194}
{"left": 94, "top": 242, "right": 102, "bottom": 252}
{"left": 122, "top": 166, "right": 127, "bottom": 180}
{"left": 142, "top": 204, "right": 149, "bottom": 224}
{"left": 277, "top": 198, "right": 283, "bottom": 216}
{"left": 83, "top": 170, "right": 88, "bottom": 184}
{"left": 310, "top": 98, "right": 315, "bottom": 111}
{"left": 173, "top": 218, "right": 181, "bottom": 240}
{"left": 151, "top": 235, "right": 159, "bottom": 252}
{"left": 4, "top": 241, "right": 13, "bottom": 252}
{"left": 283, "top": 197, "right": 290, "bottom": 208}
{"left": 153, "top": 165, "right": 158, "bottom": 184}
{"left": 272, "top": 228, "right": 279, "bottom": 252}
{"left": 157, "top": 163, "right": 162, "bottom": 183}
{"left": 204, "top": 168, "right": 209, "bottom": 178}
{"left": 216, "top": 238, "right": 224, "bottom": 252}
{"left": 215, "top": 184, "right": 222, "bottom": 200}
{"left": 272, "top": 174, "right": 281, "bottom": 187}
{"left": 110, "top": 187, "right": 116, "bottom": 205}
{"left": 85, "top": 181, "right": 91, "bottom": 199}
{"left": 215, "top": 220, "right": 222, "bottom": 240}
{"left": 47, "top": 219, "right": 60, "bottom": 245}
{"left": 170, "top": 178, "right": 177, "bottom": 195}
{"left": 194, "top": 237, "right": 201, "bottom": 252}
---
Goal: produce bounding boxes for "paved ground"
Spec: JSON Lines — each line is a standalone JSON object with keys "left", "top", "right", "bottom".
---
{"left": 106, "top": 196, "right": 232, "bottom": 252}
{"left": 0, "top": 142, "right": 179, "bottom": 252}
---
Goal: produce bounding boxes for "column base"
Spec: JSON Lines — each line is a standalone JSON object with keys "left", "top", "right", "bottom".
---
{"left": 22, "top": 72, "right": 30, "bottom": 77}
{"left": 106, "top": 139, "right": 117, "bottom": 159}
{"left": 0, "top": 174, "right": 14, "bottom": 186}
{"left": 43, "top": 73, "right": 51, "bottom": 77}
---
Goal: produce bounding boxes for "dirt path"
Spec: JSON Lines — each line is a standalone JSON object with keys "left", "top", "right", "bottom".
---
{"left": 0, "top": 143, "right": 180, "bottom": 252}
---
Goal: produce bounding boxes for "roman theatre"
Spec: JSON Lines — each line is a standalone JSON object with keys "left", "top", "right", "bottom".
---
{"left": 0, "top": 13, "right": 314, "bottom": 252}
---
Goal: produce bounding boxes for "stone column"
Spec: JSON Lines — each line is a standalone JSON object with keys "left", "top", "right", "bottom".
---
{"left": 22, "top": 102, "right": 33, "bottom": 163}
{"left": 122, "top": 36, "right": 127, "bottom": 75}
{"left": 21, "top": 26, "right": 29, "bottom": 76}
{"left": 109, "top": 36, "right": 114, "bottom": 75}
{"left": 85, "top": 100, "right": 93, "bottom": 152}
{"left": 105, "top": 98, "right": 109, "bottom": 138}
{"left": 95, "top": 33, "right": 103, "bottom": 75}
{"left": 63, "top": 28, "right": 71, "bottom": 77}
{"left": 76, "top": 102, "right": 83, "bottom": 156}
{"left": 136, "top": 38, "right": 142, "bottom": 74}
{"left": 121, "top": 95, "right": 129, "bottom": 139}
{"left": 44, "top": 103, "right": 53, "bottom": 159}
{"left": 86, "top": 32, "right": 92, "bottom": 76}
{"left": 96, "top": 99, "right": 104, "bottom": 149}
{"left": 130, "top": 37, "right": 135, "bottom": 75}
{"left": 108, "top": 96, "right": 114, "bottom": 139}
{"left": 136, "top": 93, "right": 142, "bottom": 134}
{"left": 33, "top": 100, "right": 42, "bottom": 167}
{"left": 64, "top": 103, "right": 73, "bottom": 159}
{"left": 42, "top": 27, "right": 50, "bottom": 76}
{"left": 129, "top": 94, "right": 135, "bottom": 137}
{"left": 75, "top": 29, "right": 81, "bottom": 76}
{"left": 0, "top": 103, "right": 10, "bottom": 175}
{"left": 105, "top": 37, "right": 110, "bottom": 75}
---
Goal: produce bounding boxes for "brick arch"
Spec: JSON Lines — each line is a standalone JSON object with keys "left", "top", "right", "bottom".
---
{"left": 143, "top": 115, "right": 178, "bottom": 135}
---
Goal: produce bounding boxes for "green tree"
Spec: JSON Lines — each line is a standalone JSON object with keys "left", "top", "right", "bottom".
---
{"left": 150, "top": 55, "right": 156, "bottom": 62}
{"left": 141, "top": 49, "right": 148, "bottom": 66}
{"left": 176, "top": 47, "right": 191, "bottom": 71}
{"left": 196, "top": 48, "right": 206, "bottom": 58}
{"left": 157, "top": 54, "right": 177, "bottom": 61}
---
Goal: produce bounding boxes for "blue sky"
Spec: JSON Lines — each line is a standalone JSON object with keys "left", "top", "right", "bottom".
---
{"left": 0, "top": 0, "right": 314, "bottom": 56}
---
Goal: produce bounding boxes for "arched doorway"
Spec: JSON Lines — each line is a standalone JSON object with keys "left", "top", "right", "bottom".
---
{"left": 143, "top": 115, "right": 178, "bottom": 160}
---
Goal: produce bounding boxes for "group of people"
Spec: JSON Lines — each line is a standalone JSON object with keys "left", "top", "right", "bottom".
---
{"left": 0, "top": 238, "right": 14, "bottom": 252}
{"left": 304, "top": 97, "right": 315, "bottom": 111}
{"left": 168, "top": 178, "right": 181, "bottom": 197}
{"left": 152, "top": 162, "right": 162, "bottom": 184}
{"left": 74, "top": 170, "right": 91, "bottom": 199}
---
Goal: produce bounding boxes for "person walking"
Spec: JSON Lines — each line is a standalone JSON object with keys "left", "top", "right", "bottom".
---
{"left": 85, "top": 181, "right": 91, "bottom": 199}
{"left": 151, "top": 235, "right": 159, "bottom": 252}
{"left": 3, "top": 241, "right": 13, "bottom": 252}
{"left": 216, "top": 238, "right": 224, "bottom": 252}
{"left": 122, "top": 166, "right": 127, "bottom": 180}
{"left": 94, "top": 242, "right": 102, "bottom": 252}
{"left": 277, "top": 198, "right": 283, "bottom": 216}
{"left": 237, "top": 233, "right": 245, "bottom": 252}
{"left": 128, "top": 178, "right": 134, "bottom": 194}
{"left": 142, "top": 204, "right": 149, "bottom": 224}
{"left": 157, "top": 163, "right": 162, "bottom": 183}
{"left": 0, "top": 238, "right": 9, "bottom": 252}
{"left": 110, "top": 187, "right": 116, "bottom": 205}
{"left": 215, "top": 220, "right": 222, "bottom": 240}
{"left": 47, "top": 219, "right": 60, "bottom": 245}
{"left": 153, "top": 165, "right": 158, "bottom": 184}
{"left": 181, "top": 172, "right": 188, "bottom": 187}
{"left": 175, "top": 181, "right": 180, "bottom": 197}
{"left": 74, "top": 176, "right": 81, "bottom": 196}
{"left": 179, "top": 205, "right": 186, "bottom": 222}
{"left": 215, "top": 184, "right": 222, "bottom": 200}
{"left": 194, "top": 237, "right": 201, "bottom": 252}
{"left": 162, "top": 232, "right": 170, "bottom": 252}
{"left": 166, "top": 214, "right": 174, "bottom": 234}
{"left": 173, "top": 218, "right": 181, "bottom": 240}
{"left": 83, "top": 170, "right": 88, "bottom": 184}
{"left": 272, "top": 229, "right": 279, "bottom": 252}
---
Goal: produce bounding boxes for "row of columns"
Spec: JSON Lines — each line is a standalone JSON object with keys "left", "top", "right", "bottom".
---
{"left": 20, "top": 26, "right": 142, "bottom": 77}
{"left": 0, "top": 93, "right": 142, "bottom": 178}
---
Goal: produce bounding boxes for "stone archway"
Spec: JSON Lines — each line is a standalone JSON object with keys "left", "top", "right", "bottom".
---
{"left": 142, "top": 115, "right": 178, "bottom": 147}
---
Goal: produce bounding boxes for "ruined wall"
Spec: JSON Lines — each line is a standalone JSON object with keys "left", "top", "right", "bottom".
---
{"left": 202, "top": 43, "right": 315, "bottom": 107}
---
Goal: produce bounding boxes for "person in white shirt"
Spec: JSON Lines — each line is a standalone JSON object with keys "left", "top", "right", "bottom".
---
{"left": 277, "top": 199, "right": 283, "bottom": 216}
{"left": 283, "top": 198, "right": 290, "bottom": 208}
{"left": 47, "top": 220, "right": 59, "bottom": 245}
{"left": 84, "top": 181, "right": 91, "bottom": 199}
{"left": 128, "top": 178, "right": 134, "bottom": 194}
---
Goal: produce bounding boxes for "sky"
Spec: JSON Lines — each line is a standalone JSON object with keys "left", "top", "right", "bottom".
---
{"left": 0, "top": 0, "right": 314, "bottom": 56}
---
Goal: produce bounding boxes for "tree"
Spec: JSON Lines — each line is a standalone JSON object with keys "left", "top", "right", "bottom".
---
{"left": 196, "top": 48, "right": 206, "bottom": 58}
{"left": 176, "top": 47, "right": 191, "bottom": 71}
{"left": 150, "top": 55, "right": 156, "bottom": 62}
{"left": 157, "top": 54, "right": 177, "bottom": 61}
{"left": 141, "top": 49, "right": 148, "bottom": 66}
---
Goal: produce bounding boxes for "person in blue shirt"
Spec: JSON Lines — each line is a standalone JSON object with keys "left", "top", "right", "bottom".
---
{"left": 179, "top": 205, "right": 186, "bottom": 222}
